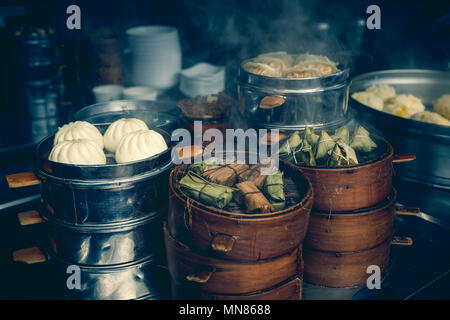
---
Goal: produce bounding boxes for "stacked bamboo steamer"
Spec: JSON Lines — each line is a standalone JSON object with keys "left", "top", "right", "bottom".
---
{"left": 295, "top": 135, "right": 415, "bottom": 287}
{"left": 165, "top": 158, "right": 314, "bottom": 300}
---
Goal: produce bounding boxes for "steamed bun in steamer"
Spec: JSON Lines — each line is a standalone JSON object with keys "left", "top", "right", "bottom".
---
{"left": 383, "top": 94, "right": 425, "bottom": 118}
{"left": 103, "top": 118, "right": 149, "bottom": 152}
{"left": 54, "top": 121, "right": 104, "bottom": 149}
{"left": 115, "top": 130, "right": 168, "bottom": 164}
{"left": 351, "top": 91, "right": 384, "bottom": 111}
{"left": 242, "top": 62, "right": 281, "bottom": 77}
{"left": 366, "top": 84, "right": 396, "bottom": 102}
{"left": 49, "top": 139, "right": 107, "bottom": 165}
{"left": 433, "top": 94, "right": 450, "bottom": 120}
{"left": 411, "top": 111, "right": 450, "bottom": 126}
{"left": 256, "top": 51, "right": 295, "bottom": 67}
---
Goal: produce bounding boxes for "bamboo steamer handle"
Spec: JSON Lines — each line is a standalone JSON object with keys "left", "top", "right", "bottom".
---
{"left": 5, "top": 172, "right": 40, "bottom": 188}
{"left": 395, "top": 205, "right": 420, "bottom": 216}
{"left": 391, "top": 236, "right": 413, "bottom": 246}
{"left": 210, "top": 233, "right": 236, "bottom": 253}
{"left": 392, "top": 154, "right": 416, "bottom": 163}
{"left": 13, "top": 247, "right": 47, "bottom": 264}
{"left": 186, "top": 268, "right": 216, "bottom": 284}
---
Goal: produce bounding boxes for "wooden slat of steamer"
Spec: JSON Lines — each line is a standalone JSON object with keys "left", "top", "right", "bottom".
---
{"left": 6, "top": 172, "right": 40, "bottom": 188}
{"left": 13, "top": 247, "right": 47, "bottom": 264}
{"left": 17, "top": 210, "right": 43, "bottom": 226}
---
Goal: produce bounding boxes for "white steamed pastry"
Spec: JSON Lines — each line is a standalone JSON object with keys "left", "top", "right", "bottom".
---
{"left": 103, "top": 118, "right": 149, "bottom": 153}
{"left": 365, "top": 84, "right": 396, "bottom": 101}
{"left": 410, "top": 111, "right": 450, "bottom": 126}
{"left": 433, "top": 94, "right": 450, "bottom": 120}
{"left": 115, "top": 130, "right": 168, "bottom": 164}
{"left": 49, "top": 139, "right": 107, "bottom": 165}
{"left": 54, "top": 121, "right": 104, "bottom": 149}
{"left": 383, "top": 94, "right": 425, "bottom": 118}
{"left": 351, "top": 91, "right": 384, "bottom": 111}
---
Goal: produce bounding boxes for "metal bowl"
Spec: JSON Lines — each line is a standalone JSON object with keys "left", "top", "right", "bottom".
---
{"left": 49, "top": 255, "right": 170, "bottom": 300}
{"left": 238, "top": 60, "right": 350, "bottom": 131}
{"left": 74, "top": 100, "right": 182, "bottom": 134}
{"left": 349, "top": 69, "right": 450, "bottom": 189}
{"left": 42, "top": 207, "right": 167, "bottom": 266}
{"left": 36, "top": 125, "right": 173, "bottom": 224}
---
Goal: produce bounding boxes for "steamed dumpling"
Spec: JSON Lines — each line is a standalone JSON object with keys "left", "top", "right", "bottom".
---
{"left": 242, "top": 61, "right": 281, "bottom": 77}
{"left": 433, "top": 94, "right": 450, "bottom": 120}
{"left": 294, "top": 54, "right": 339, "bottom": 76}
{"left": 411, "top": 111, "right": 450, "bottom": 126}
{"left": 283, "top": 67, "right": 321, "bottom": 79}
{"left": 351, "top": 91, "right": 384, "bottom": 111}
{"left": 253, "top": 56, "right": 287, "bottom": 75}
{"left": 383, "top": 94, "right": 425, "bottom": 118}
{"left": 115, "top": 130, "right": 168, "bottom": 164}
{"left": 104, "top": 118, "right": 149, "bottom": 152}
{"left": 256, "top": 51, "right": 295, "bottom": 68}
{"left": 49, "top": 139, "right": 107, "bottom": 165}
{"left": 366, "top": 84, "right": 396, "bottom": 101}
{"left": 54, "top": 121, "right": 103, "bottom": 149}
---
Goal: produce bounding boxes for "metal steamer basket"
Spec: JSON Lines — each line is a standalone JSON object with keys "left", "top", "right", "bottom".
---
{"left": 74, "top": 100, "right": 183, "bottom": 134}
{"left": 238, "top": 60, "right": 351, "bottom": 131}
{"left": 35, "top": 122, "right": 174, "bottom": 298}
{"left": 36, "top": 126, "right": 173, "bottom": 225}
{"left": 50, "top": 255, "right": 171, "bottom": 300}
{"left": 350, "top": 70, "right": 450, "bottom": 188}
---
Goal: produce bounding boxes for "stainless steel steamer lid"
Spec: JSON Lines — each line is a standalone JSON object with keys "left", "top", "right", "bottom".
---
{"left": 350, "top": 69, "right": 450, "bottom": 139}
{"left": 35, "top": 125, "right": 173, "bottom": 182}
{"left": 74, "top": 100, "right": 181, "bottom": 131}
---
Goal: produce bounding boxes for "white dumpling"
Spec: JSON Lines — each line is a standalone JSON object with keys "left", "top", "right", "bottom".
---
{"left": 411, "top": 111, "right": 450, "bottom": 126}
{"left": 242, "top": 61, "right": 281, "bottom": 77}
{"left": 103, "top": 118, "right": 149, "bottom": 153}
{"left": 115, "top": 130, "right": 168, "bottom": 164}
{"left": 366, "top": 84, "right": 396, "bottom": 101}
{"left": 49, "top": 139, "right": 107, "bottom": 165}
{"left": 352, "top": 91, "right": 384, "bottom": 111}
{"left": 54, "top": 121, "right": 103, "bottom": 149}
{"left": 433, "top": 94, "right": 450, "bottom": 120}
{"left": 383, "top": 94, "right": 425, "bottom": 118}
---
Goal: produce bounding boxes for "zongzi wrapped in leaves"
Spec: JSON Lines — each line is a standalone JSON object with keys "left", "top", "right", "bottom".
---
{"left": 237, "top": 163, "right": 268, "bottom": 189}
{"left": 179, "top": 172, "right": 234, "bottom": 209}
{"left": 201, "top": 163, "right": 250, "bottom": 187}
{"left": 236, "top": 180, "right": 274, "bottom": 213}
{"left": 314, "top": 130, "right": 336, "bottom": 160}
{"left": 350, "top": 125, "right": 377, "bottom": 152}
{"left": 328, "top": 139, "right": 359, "bottom": 167}
{"left": 278, "top": 131, "right": 302, "bottom": 160}
{"left": 304, "top": 126, "right": 319, "bottom": 146}
{"left": 264, "top": 170, "right": 286, "bottom": 211}
{"left": 332, "top": 126, "right": 350, "bottom": 144}
{"left": 292, "top": 138, "right": 316, "bottom": 166}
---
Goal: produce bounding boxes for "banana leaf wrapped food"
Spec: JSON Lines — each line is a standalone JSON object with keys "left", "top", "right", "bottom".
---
{"left": 292, "top": 138, "right": 316, "bottom": 166}
{"left": 304, "top": 126, "right": 319, "bottom": 145}
{"left": 278, "top": 131, "right": 302, "bottom": 160}
{"left": 350, "top": 125, "right": 377, "bottom": 152}
{"left": 328, "top": 138, "right": 359, "bottom": 167}
{"left": 237, "top": 163, "right": 268, "bottom": 189}
{"left": 201, "top": 163, "right": 250, "bottom": 187}
{"left": 332, "top": 125, "right": 350, "bottom": 144}
{"left": 236, "top": 180, "right": 274, "bottom": 213}
{"left": 263, "top": 170, "right": 286, "bottom": 211}
{"left": 314, "top": 130, "right": 336, "bottom": 160}
{"left": 179, "top": 172, "right": 235, "bottom": 209}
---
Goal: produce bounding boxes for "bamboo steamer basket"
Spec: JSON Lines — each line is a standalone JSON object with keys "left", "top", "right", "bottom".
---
{"left": 164, "top": 224, "right": 303, "bottom": 295}
{"left": 305, "top": 189, "right": 397, "bottom": 252}
{"left": 170, "top": 275, "right": 302, "bottom": 300}
{"left": 167, "top": 159, "right": 313, "bottom": 261}
{"left": 295, "top": 135, "right": 414, "bottom": 212}
{"left": 303, "top": 235, "right": 391, "bottom": 288}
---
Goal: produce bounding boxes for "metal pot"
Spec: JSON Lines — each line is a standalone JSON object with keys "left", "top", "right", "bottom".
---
{"left": 49, "top": 255, "right": 170, "bottom": 300}
{"left": 42, "top": 208, "right": 167, "bottom": 266}
{"left": 349, "top": 69, "right": 450, "bottom": 190}
{"left": 36, "top": 125, "right": 173, "bottom": 224}
{"left": 74, "top": 100, "right": 183, "bottom": 134}
{"left": 238, "top": 61, "right": 350, "bottom": 131}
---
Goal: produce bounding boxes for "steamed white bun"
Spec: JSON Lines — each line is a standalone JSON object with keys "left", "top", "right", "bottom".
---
{"left": 351, "top": 91, "right": 384, "bottom": 111}
{"left": 383, "top": 94, "right": 425, "bottom": 118}
{"left": 115, "top": 130, "right": 168, "bottom": 164}
{"left": 433, "top": 94, "right": 450, "bottom": 120}
{"left": 54, "top": 121, "right": 103, "bottom": 149}
{"left": 103, "top": 118, "right": 149, "bottom": 153}
{"left": 49, "top": 139, "right": 107, "bottom": 165}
